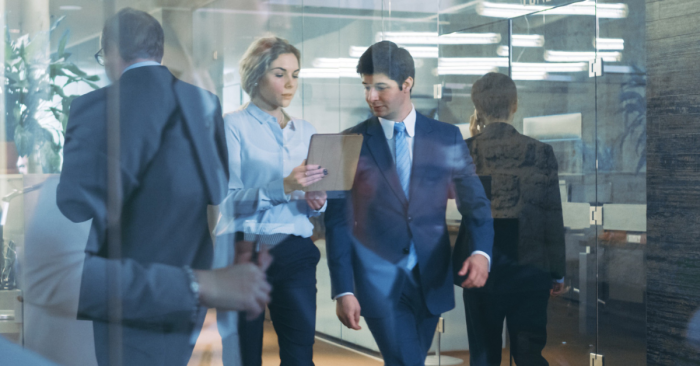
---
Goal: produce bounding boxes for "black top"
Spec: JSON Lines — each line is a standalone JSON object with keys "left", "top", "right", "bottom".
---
{"left": 462, "top": 122, "right": 566, "bottom": 293}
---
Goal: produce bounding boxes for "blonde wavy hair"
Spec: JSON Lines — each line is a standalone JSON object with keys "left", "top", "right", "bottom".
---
{"left": 239, "top": 36, "right": 301, "bottom": 98}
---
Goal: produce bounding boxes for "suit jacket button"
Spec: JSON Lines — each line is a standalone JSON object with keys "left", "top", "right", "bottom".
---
{"left": 403, "top": 247, "right": 410, "bottom": 254}
{"left": 407, "top": 216, "right": 413, "bottom": 222}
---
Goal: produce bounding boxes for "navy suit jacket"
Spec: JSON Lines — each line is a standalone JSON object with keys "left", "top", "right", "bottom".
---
{"left": 56, "top": 66, "right": 228, "bottom": 366}
{"left": 325, "top": 113, "right": 493, "bottom": 317}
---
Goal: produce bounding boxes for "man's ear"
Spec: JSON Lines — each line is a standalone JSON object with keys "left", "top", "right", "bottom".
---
{"left": 403, "top": 77, "right": 414, "bottom": 93}
{"left": 511, "top": 99, "right": 518, "bottom": 114}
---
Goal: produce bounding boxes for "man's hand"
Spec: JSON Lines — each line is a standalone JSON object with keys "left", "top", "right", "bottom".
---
{"left": 336, "top": 295, "right": 362, "bottom": 330}
{"left": 550, "top": 281, "right": 567, "bottom": 297}
{"left": 458, "top": 254, "right": 489, "bottom": 288}
{"left": 305, "top": 191, "right": 327, "bottom": 210}
{"left": 195, "top": 250, "right": 273, "bottom": 318}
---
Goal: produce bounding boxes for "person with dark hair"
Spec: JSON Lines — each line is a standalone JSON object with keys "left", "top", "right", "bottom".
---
{"left": 459, "top": 72, "right": 566, "bottom": 366}
{"left": 57, "top": 8, "right": 272, "bottom": 366}
{"left": 324, "top": 40, "right": 494, "bottom": 365}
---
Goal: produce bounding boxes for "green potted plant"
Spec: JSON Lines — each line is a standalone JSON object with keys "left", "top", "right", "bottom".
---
{"left": 5, "top": 16, "right": 100, "bottom": 173}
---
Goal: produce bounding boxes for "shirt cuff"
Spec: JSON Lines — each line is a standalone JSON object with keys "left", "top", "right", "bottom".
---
{"left": 334, "top": 292, "right": 354, "bottom": 300}
{"left": 555, "top": 277, "right": 565, "bottom": 284}
{"left": 266, "top": 178, "right": 291, "bottom": 205}
{"left": 182, "top": 266, "right": 200, "bottom": 323}
{"left": 313, "top": 200, "right": 328, "bottom": 213}
{"left": 471, "top": 251, "right": 491, "bottom": 272}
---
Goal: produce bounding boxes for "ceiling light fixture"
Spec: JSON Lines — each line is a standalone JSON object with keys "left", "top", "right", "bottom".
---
{"left": 376, "top": 31, "right": 501, "bottom": 45}
{"left": 437, "top": 66, "right": 500, "bottom": 75}
{"left": 477, "top": 1, "right": 628, "bottom": 19}
{"left": 299, "top": 68, "right": 359, "bottom": 79}
{"left": 312, "top": 58, "right": 358, "bottom": 69}
{"left": 350, "top": 46, "right": 438, "bottom": 58}
{"left": 59, "top": 5, "right": 82, "bottom": 11}
{"left": 595, "top": 38, "right": 624, "bottom": 51}
{"left": 439, "top": 57, "right": 510, "bottom": 67}
{"left": 512, "top": 71, "right": 549, "bottom": 80}
{"left": 512, "top": 34, "right": 545, "bottom": 47}
{"left": 514, "top": 62, "right": 588, "bottom": 73}
{"left": 544, "top": 50, "right": 622, "bottom": 62}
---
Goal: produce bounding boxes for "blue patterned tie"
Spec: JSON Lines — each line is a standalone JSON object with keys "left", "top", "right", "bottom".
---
{"left": 394, "top": 122, "right": 417, "bottom": 270}
{"left": 394, "top": 123, "right": 411, "bottom": 198}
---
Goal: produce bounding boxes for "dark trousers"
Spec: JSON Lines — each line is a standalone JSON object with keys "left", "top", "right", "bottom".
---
{"left": 364, "top": 267, "right": 440, "bottom": 366}
{"left": 463, "top": 290, "right": 550, "bottom": 366}
{"left": 238, "top": 236, "right": 320, "bottom": 366}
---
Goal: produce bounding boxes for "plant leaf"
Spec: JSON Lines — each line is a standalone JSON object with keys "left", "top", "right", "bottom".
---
{"left": 50, "top": 16, "right": 67, "bottom": 32}
{"left": 63, "top": 63, "right": 88, "bottom": 77}
{"left": 58, "top": 29, "right": 69, "bottom": 57}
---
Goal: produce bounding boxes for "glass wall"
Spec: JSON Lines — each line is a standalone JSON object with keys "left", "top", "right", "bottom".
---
{"left": 0, "top": 1, "right": 647, "bottom": 365}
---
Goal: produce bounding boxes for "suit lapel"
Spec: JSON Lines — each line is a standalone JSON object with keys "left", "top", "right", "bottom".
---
{"left": 173, "top": 80, "right": 227, "bottom": 204}
{"left": 364, "top": 118, "right": 408, "bottom": 207}
{"left": 408, "top": 113, "right": 434, "bottom": 206}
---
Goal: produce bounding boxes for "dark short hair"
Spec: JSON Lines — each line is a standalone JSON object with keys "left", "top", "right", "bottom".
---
{"left": 471, "top": 72, "right": 517, "bottom": 121}
{"left": 102, "top": 8, "right": 165, "bottom": 63}
{"left": 356, "top": 41, "right": 415, "bottom": 91}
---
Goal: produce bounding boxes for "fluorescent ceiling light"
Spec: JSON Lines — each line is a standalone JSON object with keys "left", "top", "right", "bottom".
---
{"left": 512, "top": 34, "right": 545, "bottom": 47}
{"left": 512, "top": 71, "right": 549, "bottom": 81}
{"left": 376, "top": 32, "right": 501, "bottom": 45}
{"left": 437, "top": 66, "right": 500, "bottom": 75}
{"left": 544, "top": 50, "right": 622, "bottom": 62}
{"left": 595, "top": 38, "right": 624, "bottom": 51}
{"left": 312, "top": 58, "right": 358, "bottom": 69}
{"left": 350, "top": 46, "right": 438, "bottom": 58}
{"left": 439, "top": 57, "right": 509, "bottom": 67}
{"left": 59, "top": 5, "right": 82, "bottom": 11}
{"left": 403, "top": 47, "right": 439, "bottom": 58}
{"left": 299, "top": 68, "right": 359, "bottom": 79}
{"left": 513, "top": 62, "right": 588, "bottom": 73}
{"left": 497, "top": 35, "right": 545, "bottom": 56}
{"left": 477, "top": 1, "right": 628, "bottom": 19}
{"left": 436, "top": 58, "right": 588, "bottom": 75}
{"left": 604, "top": 65, "right": 636, "bottom": 74}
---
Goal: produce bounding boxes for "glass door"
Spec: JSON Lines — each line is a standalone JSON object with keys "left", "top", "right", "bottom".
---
{"left": 594, "top": 0, "right": 646, "bottom": 364}
{"left": 437, "top": 1, "right": 606, "bottom": 364}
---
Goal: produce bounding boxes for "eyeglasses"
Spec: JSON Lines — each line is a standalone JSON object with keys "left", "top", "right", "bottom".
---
{"left": 94, "top": 49, "right": 104, "bottom": 66}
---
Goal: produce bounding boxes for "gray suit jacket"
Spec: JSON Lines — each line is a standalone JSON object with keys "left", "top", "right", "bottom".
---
{"left": 57, "top": 66, "right": 228, "bottom": 366}
{"left": 463, "top": 122, "right": 565, "bottom": 293}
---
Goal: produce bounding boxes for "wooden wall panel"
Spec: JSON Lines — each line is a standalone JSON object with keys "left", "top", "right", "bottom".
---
{"left": 647, "top": 0, "right": 700, "bottom": 364}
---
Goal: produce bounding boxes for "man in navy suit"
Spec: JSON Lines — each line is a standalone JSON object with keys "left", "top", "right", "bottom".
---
{"left": 57, "top": 8, "right": 271, "bottom": 366}
{"left": 324, "top": 41, "right": 494, "bottom": 365}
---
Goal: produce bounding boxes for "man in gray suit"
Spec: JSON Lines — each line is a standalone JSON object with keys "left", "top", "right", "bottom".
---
{"left": 57, "top": 8, "right": 271, "bottom": 366}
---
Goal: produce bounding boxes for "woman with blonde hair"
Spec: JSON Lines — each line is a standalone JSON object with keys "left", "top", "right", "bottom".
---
{"left": 218, "top": 36, "right": 326, "bottom": 366}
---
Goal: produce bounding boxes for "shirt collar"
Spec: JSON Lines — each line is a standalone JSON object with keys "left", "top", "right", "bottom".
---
{"left": 379, "top": 105, "right": 416, "bottom": 139}
{"left": 122, "top": 61, "right": 162, "bottom": 75}
{"left": 246, "top": 102, "right": 295, "bottom": 130}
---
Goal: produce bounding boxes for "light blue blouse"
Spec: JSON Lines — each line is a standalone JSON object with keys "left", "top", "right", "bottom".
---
{"left": 218, "top": 102, "right": 324, "bottom": 239}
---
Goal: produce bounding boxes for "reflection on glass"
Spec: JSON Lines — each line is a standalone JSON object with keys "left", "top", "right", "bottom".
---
{"left": 0, "top": 0, "right": 648, "bottom": 365}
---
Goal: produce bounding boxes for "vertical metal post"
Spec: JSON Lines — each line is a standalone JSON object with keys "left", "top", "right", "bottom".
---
{"left": 103, "top": 2, "right": 123, "bottom": 365}
{"left": 507, "top": 18, "right": 512, "bottom": 77}
{"left": 579, "top": 251, "right": 588, "bottom": 334}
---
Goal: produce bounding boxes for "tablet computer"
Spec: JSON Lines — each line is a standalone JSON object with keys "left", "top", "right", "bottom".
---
{"left": 305, "top": 134, "right": 363, "bottom": 192}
